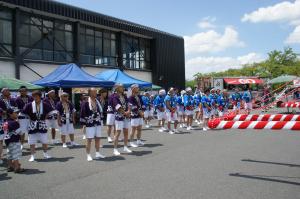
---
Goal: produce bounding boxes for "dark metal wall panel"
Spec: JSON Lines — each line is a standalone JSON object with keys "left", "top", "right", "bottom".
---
{"left": 0, "top": 0, "right": 186, "bottom": 88}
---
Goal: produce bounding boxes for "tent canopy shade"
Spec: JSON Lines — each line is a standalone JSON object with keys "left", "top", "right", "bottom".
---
{"left": 0, "top": 76, "right": 43, "bottom": 90}
{"left": 94, "top": 69, "right": 152, "bottom": 88}
{"left": 32, "top": 63, "right": 115, "bottom": 88}
{"left": 267, "top": 75, "right": 298, "bottom": 84}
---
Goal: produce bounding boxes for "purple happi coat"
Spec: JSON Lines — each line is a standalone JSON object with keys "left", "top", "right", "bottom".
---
{"left": 43, "top": 97, "right": 58, "bottom": 120}
{"left": 23, "top": 101, "right": 53, "bottom": 134}
{"left": 56, "top": 101, "right": 76, "bottom": 124}
{"left": 15, "top": 95, "right": 34, "bottom": 119}
{"left": 128, "top": 95, "right": 144, "bottom": 119}
{"left": 112, "top": 93, "right": 129, "bottom": 121}
{"left": 80, "top": 98, "right": 103, "bottom": 127}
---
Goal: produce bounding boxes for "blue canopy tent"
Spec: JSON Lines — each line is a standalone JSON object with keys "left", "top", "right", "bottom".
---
{"left": 94, "top": 69, "right": 152, "bottom": 88}
{"left": 32, "top": 63, "right": 114, "bottom": 88}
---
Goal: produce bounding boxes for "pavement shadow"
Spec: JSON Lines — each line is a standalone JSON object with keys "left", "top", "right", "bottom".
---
{"left": 18, "top": 168, "right": 46, "bottom": 175}
{"left": 0, "top": 173, "right": 12, "bottom": 181}
{"left": 176, "top": 131, "right": 191, "bottom": 134}
{"left": 142, "top": 143, "right": 163, "bottom": 148}
{"left": 229, "top": 173, "right": 300, "bottom": 186}
{"left": 129, "top": 150, "right": 152, "bottom": 157}
{"left": 36, "top": 156, "right": 74, "bottom": 163}
{"left": 99, "top": 156, "right": 126, "bottom": 162}
{"left": 241, "top": 159, "right": 300, "bottom": 168}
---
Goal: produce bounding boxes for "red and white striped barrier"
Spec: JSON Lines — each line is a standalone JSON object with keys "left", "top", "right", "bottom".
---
{"left": 224, "top": 114, "right": 300, "bottom": 121}
{"left": 208, "top": 119, "right": 300, "bottom": 130}
{"left": 279, "top": 102, "right": 300, "bottom": 108}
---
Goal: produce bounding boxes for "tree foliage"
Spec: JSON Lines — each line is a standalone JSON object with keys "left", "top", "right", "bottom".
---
{"left": 191, "top": 47, "right": 300, "bottom": 82}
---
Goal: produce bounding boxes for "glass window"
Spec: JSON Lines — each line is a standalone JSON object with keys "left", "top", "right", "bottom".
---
{"left": 18, "top": 12, "right": 74, "bottom": 62}
{"left": 0, "top": 20, "right": 11, "bottom": 44}
{"left": 0, "top": 9, "right": 12, "bottom": 19}
{"left": 121, "top": 34, "right": 151, "bottom": 70}
{"left": 0, "top": 8, "right": 12, "bottom": 57}
{"left": 79, "top": 25, "right": 117, "bottom": 66}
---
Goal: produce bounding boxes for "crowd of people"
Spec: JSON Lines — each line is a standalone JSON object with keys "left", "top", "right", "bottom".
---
{"left": 0, "top": 84, "right": 254, "bottom": 172}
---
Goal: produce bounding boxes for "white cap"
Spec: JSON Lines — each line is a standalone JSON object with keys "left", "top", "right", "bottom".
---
{"left": 159, "top": 89, "right": 166, "bottom": 95}
{"left": 185, "top": 87, "right": 192, "bottom": 92}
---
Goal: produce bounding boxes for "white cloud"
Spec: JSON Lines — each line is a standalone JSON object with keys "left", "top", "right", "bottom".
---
{"left": 184, "top": 26, "right": 245, "bottom": 54}
{"left": 197, "top": 16, "right": 216, "bottom": 29}
{"left": 285, "top": 25, "right": 300, "bottom": 44}
{"left": 185, "top": 53, "right": 264, "bottom": 79}
{"left": 242, "top": 0, "right": 300, "bottom": 23}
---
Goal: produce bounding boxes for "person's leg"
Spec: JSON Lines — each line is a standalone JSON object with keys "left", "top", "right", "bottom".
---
{"left": 20, "top": 134, "right": 25, "bottom": 148}
{"left": 95, "top": 138, "right": 100, "bottom": 152}
{"left": 167, "top": 121, "right": 171, "bottom": 130}
{"left": 7, "top": 159, "right": 13, "bottom": 169}
{"left": 61, "top": 135, "right": 66, "bottom": 145}
{"left": 114, "top": 130, "right": 121, "bottom": 149}
{"left": 137, "top": 125, "right": 142, "bottom": 140}
{"left": 86, "top": 139, "right": 92, "bottom": 154}
{"left": 107, "top": 125, "right": 112, "bottom": 140}
{"left": 51, "top": 128, "right": 56, "bottom": 140}
{"left": 130, "top": 126, "right": 136, "bottom": 142}
{"left": 0, "top": 140, "right": 3, "bottom": 162}
{"left": 69, "top": 134, "right": 74, "bottom": 142}
{"left": 82, "top": 125, "right": 86, "bottom": 139}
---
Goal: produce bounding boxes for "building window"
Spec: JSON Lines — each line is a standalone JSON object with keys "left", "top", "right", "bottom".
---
{"left": 80, "top": 25, "right": 117, "bottom": 66}
{"left": 122, "top": 34, "right": 151, "bottom": 70}
{"left": 19, "top": 13, "right": 73, "bottom": 62}
{"left": 0, "top": 7, "right": 12, "bottom": 57}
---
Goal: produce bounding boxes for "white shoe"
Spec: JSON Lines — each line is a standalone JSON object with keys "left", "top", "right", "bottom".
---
{"left": 95, "top": 152, "right": 106, "bottom": 159}
{"left": 190, "top": 127, "right": 195, "bottom": 130}
{"left": 82, "top": 135, "right": 86, "bottom": 140}
{"left": 145, "top": 125, "right": 150, "bottom": 128}
{"left": 183, "top": 124, "right": 187, "bottom": 128}
{"left": 113, "top": 149, "right": 121, "bottom": 156}
{"left": 137, "top": 140, "right": 145, "bottom": 146}
{"left": 130, "top": 142, "right": 138, "bottom": 148}
{"left": 158, "top": 128, "right": 164, "bottom": 132}
{"left": 43, "top": 152, "right": 52, "bottom": 159}
{"left": 203, "top": 127, "right": 207, "bottom": 131}
{"left": 173, "top": 129, "right": 179, "bottom": 134}
{"left": 28, "top": 155, "right": 35, "bottom": 162}
{"left": 71, "top": 142, "right": 79, "bottom": 146}
{"left": 162, "top": 127, "right": 167, "bottom": 131}
{"left": 21, "top": 145, "right": 23, "bottom": 150}
{"left": 187, "top": 126, "right": 191, "bottom": 131}
{"left": 55, "top": 139, "right": 60, "bottom": 144}
{"left": 87, "top": 154, "right": 93, "bottom": 161}
{"left": 179, "top": 124, "right": 183, "bottom": 128}
{"left": 107, "top": 137, "right": 113, "bottom": 143}
{"left": 123, "top": 146, "right": 132, "bottom": 153}
{"left": 168, "top": 130, "right": 174, "bottom": 135}
{"left": 62, "top": 143, "right": 68, "bottom": 148}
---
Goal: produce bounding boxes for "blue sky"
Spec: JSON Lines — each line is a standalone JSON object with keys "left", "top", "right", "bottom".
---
{"left": 57, "top": 0, "right": 300, "bottom": 79}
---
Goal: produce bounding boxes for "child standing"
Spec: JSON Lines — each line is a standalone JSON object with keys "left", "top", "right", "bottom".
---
{"left": 5, "top": 108, "right": 25, "bottom": 173}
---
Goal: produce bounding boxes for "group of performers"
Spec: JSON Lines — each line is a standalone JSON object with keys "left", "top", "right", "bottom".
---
{"left": 0, "top": 84, "right": 254, "bottom": 172}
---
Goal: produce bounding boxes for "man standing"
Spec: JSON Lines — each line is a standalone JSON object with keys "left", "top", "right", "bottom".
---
{"left": 112, "top": 84, "right": 132, "bottom": 155}
{"left": 142, "top": 92, "right": 152, "bottom": 128}
{"left": 242, "top": 87, "right": 253, "bottom": 114}
{"left": 81, "top": 88, "right": 106, "bottom": 161}
{"left": 154, "top": 89, "right": 167, "bottom": 132}
{"left": 165, "top": 88, "right": 179, "bottom": 134}
{"left": 129, "top": 84, "right": 145, "bottom": 147}
{"left": 44, "top": 90, "right": 59, "bottom": 144}
{"left": 231, "top": 88, "right": 242, "bottom": 114}
{"left": 201, "top": 89, "right": 212, "bottom": 131}
{"left": 217, "top": 90, "right": 229, "bottom": 117}
{"left": 177, "top": 90, "right": 186, "bottom": 128}
{"left": 23, "top": 90, "right": 53, "bottom": 162}
{"left": 184, "top": 87, "right": 195, "bottom": 130}
{"left": 0, "top": 88, "right": 17, "bottom": 119}
{"left": 106, "top": 90, "right": 116, "bottom": 143}
{"left": 15, "top": 86, "right": 34, "bottom": 149}
{"left": 56, "top": 92, "right": 78, "bottom": 148}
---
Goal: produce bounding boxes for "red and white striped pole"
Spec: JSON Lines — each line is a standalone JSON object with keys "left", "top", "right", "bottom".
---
{"left": 208, "top": 119, "right": 300, "bottom": 130}
{"left": 279, "top": 102, "right": 300, "bottom": 108}
{"left": 224, "top": 114, "right": 300, "bottom": 121}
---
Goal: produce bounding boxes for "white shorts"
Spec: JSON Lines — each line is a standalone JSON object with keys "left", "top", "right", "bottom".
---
{"left": 28, "top": 133, "right": 48, "bottom": 145}
{"left": 157, "top": 111, "right": 166, "bottom": 120}
{"left": 0, "top": 134, "right": 3, "bottom": 141}
{"left": 131, "top": 118, "right": 144, "bottom": 127}
{"left": 47, "top": 119, "right": 58, "bottom": 129}
{"left": 203, "top": 109, "right": 211, "bottom": 119}
{"left": 244, "top": 102, "right": 253, "bottom": 110}
{"left": 60, "top": 122, "right": 75, "bottom": 135}
{"left": 106, "top": 113, "right": 115, "bottom": 126}
{"left": 166, "top": 112, "right": 178, "bottom": 122}
{"left": 86, "top": 126, "right": 102, "bottom": 139}
{"left": 185, "top": 110, "right": 194, "bottom": 116}
{"left": 115, "top": 119, "right": 131, "bottom": 131}
{"left": 19, "top": 119, "right": 29, "bottom": 134}
{"left": 144, "top": 110, "right": 153, "bottom": 118}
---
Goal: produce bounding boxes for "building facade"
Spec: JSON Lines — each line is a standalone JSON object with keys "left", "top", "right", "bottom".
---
{"left": 0, "top": 0, "right": 185, "bottom": 89}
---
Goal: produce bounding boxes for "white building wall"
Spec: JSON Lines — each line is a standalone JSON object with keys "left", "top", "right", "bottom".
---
{"left": 124, "top": 70, "right": 152, "bottom": 83}
{"left": 0, "top": 61, "right": 15, "bottom": 78}
{"left": 20, "top": 63, "right": 59, "bottom": 82}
